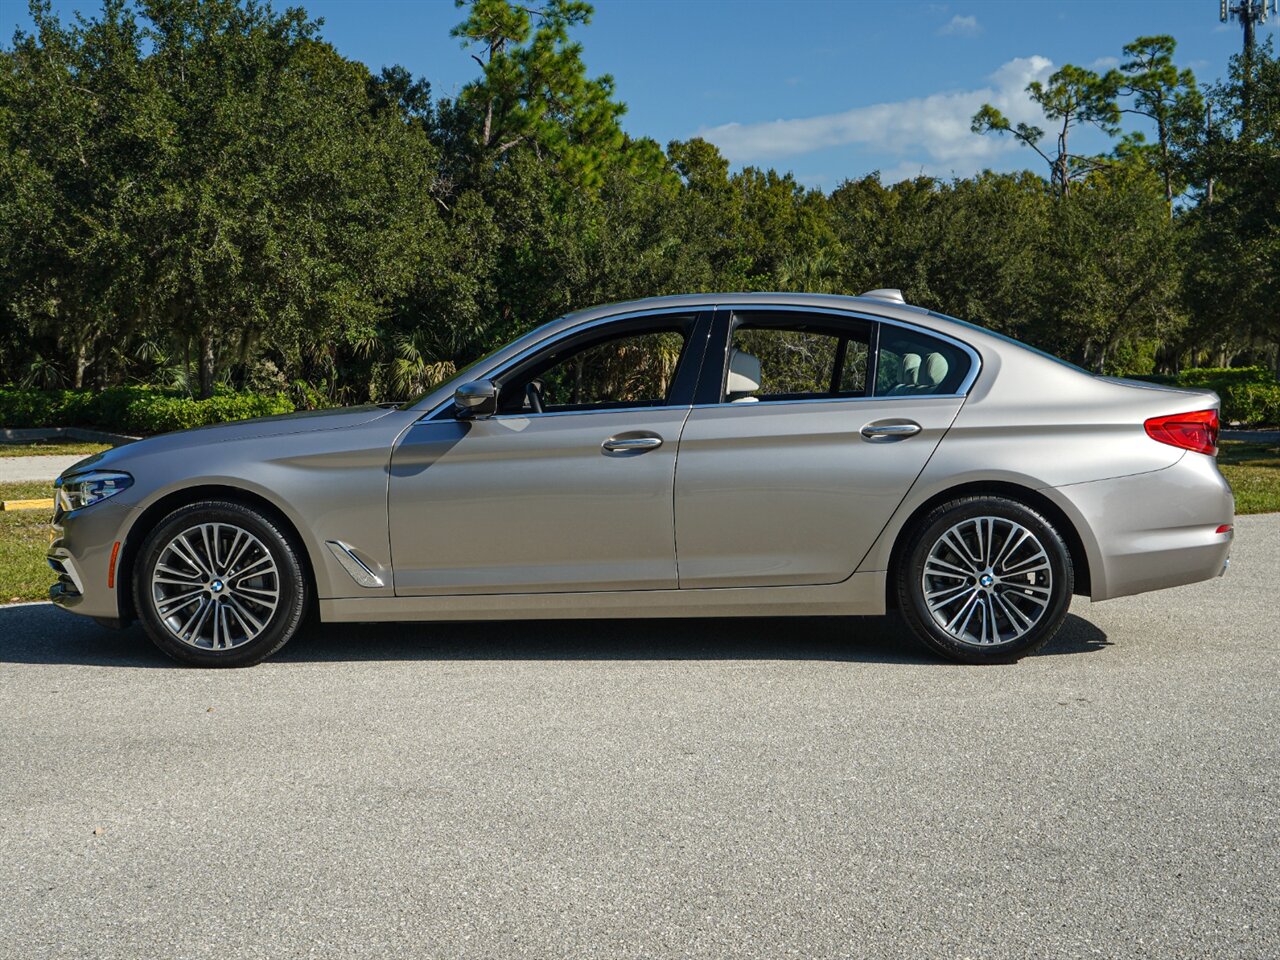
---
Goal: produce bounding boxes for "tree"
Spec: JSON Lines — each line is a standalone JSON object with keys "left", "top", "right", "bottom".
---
{"left": 446, "top": 0, "right": 628, "bottom": 189}
{"left": 139, "top": 0, "right": 442, "bottom": 397}
{"left": 1183, "top": 39, "right": 1280, "bottom": 374}
{"left": 0, "top": 0, "right": 160, "bottom": 388}
{"left": 972, "top": 64, "right": 1120, "bottom": 198}
{"left": 1041, "top": 162, "right": 1184, "bottom": 372}
{"left": 1113, "top": 35, "right": 1202, "bottom": 212}
{"left": 2, "top": 10, "right": 1275, "bottom": 400}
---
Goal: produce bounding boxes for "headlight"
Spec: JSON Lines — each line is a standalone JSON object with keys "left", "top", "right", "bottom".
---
{"left": 56, "top": 471, "right": 133, "bottom": 512}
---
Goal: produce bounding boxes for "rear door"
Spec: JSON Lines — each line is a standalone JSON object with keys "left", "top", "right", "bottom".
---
{"left": 673, "top": 309, "right": 973, "bottom": 588}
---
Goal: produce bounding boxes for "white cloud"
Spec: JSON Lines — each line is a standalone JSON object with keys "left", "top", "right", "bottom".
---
{"left": 697, "top": 55, "right": 1055, "bottom": 178}
{"left": 938, "top": 14, "right": 981, "bottom": 37}
{"left": 1090, "top": 56, "right": 1119, "bottom": 70}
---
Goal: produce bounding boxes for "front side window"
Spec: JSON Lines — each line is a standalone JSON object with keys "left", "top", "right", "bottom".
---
{"left": 724, "top": 316, "right": 871, "bottom": 403}
{"left": 498, "top": 323, "right": 690, "bottom": 414}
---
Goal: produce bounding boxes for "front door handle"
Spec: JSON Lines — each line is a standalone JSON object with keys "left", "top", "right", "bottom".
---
{"left": 602, "top": 434, "right": 664, "bottom": 453}
{"left": 860, "top": 420, "right": 922, "bottom": 441}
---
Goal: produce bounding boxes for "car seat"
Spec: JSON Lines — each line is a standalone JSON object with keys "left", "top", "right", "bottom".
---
{"left": 727, "top": 348, "right": 762, "bottom": 402}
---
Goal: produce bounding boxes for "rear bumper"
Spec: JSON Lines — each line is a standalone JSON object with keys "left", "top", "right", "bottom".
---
{"left": 1053, "top": 453, "right": 1234, "bottom": 602}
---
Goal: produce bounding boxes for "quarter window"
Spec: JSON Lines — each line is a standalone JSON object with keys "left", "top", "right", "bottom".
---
{"left": 875, "top": 328, "right": 971, "bottom": 396}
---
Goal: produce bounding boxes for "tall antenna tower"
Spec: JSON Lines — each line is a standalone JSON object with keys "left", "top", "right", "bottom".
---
{"left": 1220, "top": 0, "right": 1277, "bottom": 57}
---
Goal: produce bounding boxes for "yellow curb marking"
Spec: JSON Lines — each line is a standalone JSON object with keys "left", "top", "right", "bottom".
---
{"left": 0, "top": 498, "right": 54, "bottom": 512}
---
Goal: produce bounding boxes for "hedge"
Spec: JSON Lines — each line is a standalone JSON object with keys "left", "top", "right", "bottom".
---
{"left": 1218, "top": 381, "right": 1280, "bottom": 427}
{"left": 4, "top": 368, "right": 1277, "bottom": 433}
{"left": 1129, "top": 367, "right": 1280, "bottom": 426}
{"left": 0, "top": 386, "right": 295, "bottom": 435}
{"left": 1173, "top": 366, "right": 1274, "bottom": 387}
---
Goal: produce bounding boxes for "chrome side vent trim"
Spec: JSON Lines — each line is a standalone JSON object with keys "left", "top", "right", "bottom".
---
{"left": 325, "top": 540, "right": 385, "bottom": 588}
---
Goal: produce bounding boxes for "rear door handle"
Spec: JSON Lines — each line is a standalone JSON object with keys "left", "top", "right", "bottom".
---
{"left": 860, "top": 420, "right": 922, "bottom": 441}
{"left": 602, "top": 434, "right": 664, "bottom": 453}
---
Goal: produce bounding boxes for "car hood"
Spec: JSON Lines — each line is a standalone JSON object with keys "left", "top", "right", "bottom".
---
{"left": 62, "top": 405, "right": 400, "bottom": 477}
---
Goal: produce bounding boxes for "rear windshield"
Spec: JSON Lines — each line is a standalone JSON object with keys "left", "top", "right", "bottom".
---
{"left": 928, "top": 311, "right": 1093, "bottom": 377}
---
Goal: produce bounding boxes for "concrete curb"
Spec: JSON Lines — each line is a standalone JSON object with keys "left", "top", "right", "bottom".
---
{"left": 0, "top": 426, "right": 140, "bottom": 446}
{"left": 1222, "top": 429, "right": 1280, "bottom": 443}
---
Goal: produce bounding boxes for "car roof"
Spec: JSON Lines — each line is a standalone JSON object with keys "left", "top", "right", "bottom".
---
{"left": 561, "top": 292, "right": 930, "bottom": 324}
{"left": 548, "top": 291, "right": 988, "bottom": 347}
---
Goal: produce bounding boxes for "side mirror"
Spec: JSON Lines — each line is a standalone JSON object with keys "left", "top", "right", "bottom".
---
{"left": 454, "top": 379, "right": 498, "bottom": 418}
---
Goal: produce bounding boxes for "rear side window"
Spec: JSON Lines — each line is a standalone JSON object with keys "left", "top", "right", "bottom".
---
{"left": 725, "top": 316, "right": 871, "bottom": 402}
{"left": 875, "top": 327, "right": 971, "bottom": 396}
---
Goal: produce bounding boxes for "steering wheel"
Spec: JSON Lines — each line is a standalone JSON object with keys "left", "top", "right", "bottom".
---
{"left": 524, "top": 381, "right": 544, "bottom": 414}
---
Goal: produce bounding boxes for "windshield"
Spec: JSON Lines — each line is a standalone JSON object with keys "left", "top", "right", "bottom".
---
{"left": 400, "top": 322, "right": 560, "bottom": 409}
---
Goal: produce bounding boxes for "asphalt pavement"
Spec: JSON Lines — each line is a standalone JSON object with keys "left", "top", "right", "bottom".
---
{"left": 1, "top": 514, "right": 1277, "bottom": 959}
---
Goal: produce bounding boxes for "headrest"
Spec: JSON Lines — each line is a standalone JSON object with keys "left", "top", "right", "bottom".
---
{"left": 899, "top": 353, "right": 921, "bottom": 385}
{"left": 922, "top": 352, "right": 949, "bottom": 387}
{"left": 727, "top": 348, "right": 761, "bottom": 398}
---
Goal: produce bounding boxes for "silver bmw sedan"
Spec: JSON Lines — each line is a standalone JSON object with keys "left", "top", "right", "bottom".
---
{"left": 47, "top": 291, "right": 1234, "bottom": 666}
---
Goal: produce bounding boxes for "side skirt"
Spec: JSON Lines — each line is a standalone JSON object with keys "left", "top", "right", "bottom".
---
{"left": 319, "top": 571, "right": 887, "bottom": 622}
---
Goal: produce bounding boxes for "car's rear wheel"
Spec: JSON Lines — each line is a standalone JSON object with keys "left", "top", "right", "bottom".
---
{"left": 133, "top": 500, "right": 308, "bottom": 667}
{"left": 897, "top": 496, "right": 1073, "bottom": 664}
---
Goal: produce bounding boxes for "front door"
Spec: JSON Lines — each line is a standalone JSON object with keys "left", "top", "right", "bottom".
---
{"left": 388, "top": 313, "right": 708, "bottom": 595}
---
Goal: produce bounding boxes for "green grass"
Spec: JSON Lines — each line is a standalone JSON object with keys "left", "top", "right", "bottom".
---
{"left": 0, "top": 443, "right": 1276, "bottom": 605}
{"left": 0, "top": 441, "right": 110, "bottom": 457}
{"left": 1218, "top": 440, "right": 1280, "bottom": 515}
{"left": 0, "top": 480, "right": 56, "bottom": 603}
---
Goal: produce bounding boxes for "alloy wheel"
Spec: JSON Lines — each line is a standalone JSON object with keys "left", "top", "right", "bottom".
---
{"left": 921, "top": 516, "right": 1053, "bottom": 647}
{"left": 150, "top": 522, "right": 280, "bottom": 650}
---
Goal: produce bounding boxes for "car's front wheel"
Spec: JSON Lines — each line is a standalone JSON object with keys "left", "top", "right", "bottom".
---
{"left": 897, "top": 496, "right": 1074, "bottom": 664}
{"left": 133, "top": 500, "right": 308, "bottom": 667}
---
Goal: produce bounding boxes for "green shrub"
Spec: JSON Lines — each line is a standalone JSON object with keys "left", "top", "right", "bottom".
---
{"left": 1176, "top": 366, "right": 1273, "bottom": 387}
{"left": 0, "top": 386, "right": 296, "bottom": 434}
{"left": 1219, "top": 382, "right": 1280, "bottom": 427}
{"left": 1147, "top": 368, "right": 1280, "bottom": 425}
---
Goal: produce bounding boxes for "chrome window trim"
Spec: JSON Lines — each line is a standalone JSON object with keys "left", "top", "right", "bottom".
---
{"left": 487, "top": 404, "right": 693, "bottom": 422}
{"left": 714, "top": 304, "right": 983, "bottom": 403}
{"left": 692, "top": 394, "right": 965, "bottom": 412}
{"left": 419, "top": 306, "right": 710, "bottom": 423}
{"left": 418, "top": 301, "right": 982, "bottom": 422}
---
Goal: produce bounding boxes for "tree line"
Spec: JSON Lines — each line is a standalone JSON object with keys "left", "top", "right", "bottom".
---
{"left": 1, "top": 0, "right": 1277, "bottom": 404}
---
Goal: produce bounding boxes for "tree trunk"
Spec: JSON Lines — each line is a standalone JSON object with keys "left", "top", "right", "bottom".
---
{"left": 1158, "top": 124, "right": 1173, "bottom": 217}
{"left": 236, "top": 329, "right": 254, "bottom": 390}
{"left": 198, "top": 332, "right": 216, "bottom": 399}
{"left": 73, "top": 341, "right": 88, "bottom": 390}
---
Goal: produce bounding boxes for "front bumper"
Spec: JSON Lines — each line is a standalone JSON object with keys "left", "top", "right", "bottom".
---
{"left": 47, "top": 501, "right": 135, "bottom": 620}
{"left": 1054, "top": 452, "right": 1234, "bottom": 602}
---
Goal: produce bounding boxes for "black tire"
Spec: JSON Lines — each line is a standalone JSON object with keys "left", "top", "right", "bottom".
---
{"left": 133, "top": 500, "right": 308, "bottom": 667}
{"left": 896, "top": 496, "right": 1073, "bottom": 664}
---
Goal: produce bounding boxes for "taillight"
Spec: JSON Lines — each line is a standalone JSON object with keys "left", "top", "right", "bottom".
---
{"left": 1144, "top": 408, "right": 1219, "bottom": 456}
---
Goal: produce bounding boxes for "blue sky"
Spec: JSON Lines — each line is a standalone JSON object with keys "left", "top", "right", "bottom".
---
{"left": 5, "top": 0, "right": 1274, "bottom": 189}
